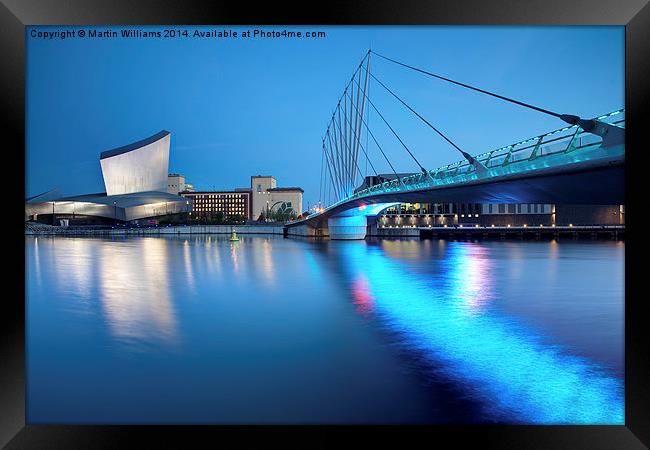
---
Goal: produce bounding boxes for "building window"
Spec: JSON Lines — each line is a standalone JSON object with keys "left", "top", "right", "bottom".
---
{"left": 498, "top": 204, "right": 506, "bottom": 214}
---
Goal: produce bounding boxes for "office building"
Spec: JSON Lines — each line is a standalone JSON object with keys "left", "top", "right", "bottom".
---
{"left": 181, "top": 190, "right": 251, "bottom": 220}
{"left": 251, "top": 175, "right": 303, "bottom": 220}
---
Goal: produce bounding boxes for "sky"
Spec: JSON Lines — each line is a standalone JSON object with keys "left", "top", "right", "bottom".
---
{"left": 26, "top": 26, "right": 624, "bottom": 208}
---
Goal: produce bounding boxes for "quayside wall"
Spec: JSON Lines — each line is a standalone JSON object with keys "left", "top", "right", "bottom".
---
{"left": 25, "top": 224, "right": 284, "bottom": 236}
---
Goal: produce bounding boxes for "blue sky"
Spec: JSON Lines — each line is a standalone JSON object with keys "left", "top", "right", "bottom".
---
{"left": 26, "top": 26, "right": 623, "bottom": 207}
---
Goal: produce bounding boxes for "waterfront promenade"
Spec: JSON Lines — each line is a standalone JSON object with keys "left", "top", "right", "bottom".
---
{"left": 24, "top": 223, "right": 284, "bottom": 236}
{"left": 25, "top": 222, "right": 623, "bottom": 240}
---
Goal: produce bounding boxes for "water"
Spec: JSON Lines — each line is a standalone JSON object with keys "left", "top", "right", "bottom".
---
{"left": 25, "top": 235, "right": 624, "bottom": 424}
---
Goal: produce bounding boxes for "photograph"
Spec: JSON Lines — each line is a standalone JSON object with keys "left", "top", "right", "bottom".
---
{"left": 22, "top": 24, "right": 627, "bottom": 426}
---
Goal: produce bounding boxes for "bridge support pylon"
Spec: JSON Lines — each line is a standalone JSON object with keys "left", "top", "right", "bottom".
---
{"left": 328, "top": 216, "right": 368, "bottom": 240}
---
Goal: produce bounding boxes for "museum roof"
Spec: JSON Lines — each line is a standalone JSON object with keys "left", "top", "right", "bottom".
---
{"left": 100, "top": 130, "right": 170, "bottom": 160}
{"left": 28, "top": 190, "right": 186, "bottom": 208}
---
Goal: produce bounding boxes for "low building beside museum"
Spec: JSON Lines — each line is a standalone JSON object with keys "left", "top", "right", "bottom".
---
{"left": 167, "top": 173, "right": 195, "bottom": 195}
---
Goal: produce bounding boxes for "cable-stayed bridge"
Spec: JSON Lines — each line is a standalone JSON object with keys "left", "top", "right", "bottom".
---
{"left": 287, "top": 50, "right": 625, "bottom": 239}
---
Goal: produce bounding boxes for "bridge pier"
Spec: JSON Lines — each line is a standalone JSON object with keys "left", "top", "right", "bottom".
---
{"left": 285, "top": 223, "right": 328, "bottom": 238}
{"left": 328, "top": 216, "right": 368, "bottom": 240}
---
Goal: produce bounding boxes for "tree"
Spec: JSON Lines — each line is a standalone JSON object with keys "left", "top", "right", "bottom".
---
{"left": 266, "top": 202, "right": 297, "bottom": 223}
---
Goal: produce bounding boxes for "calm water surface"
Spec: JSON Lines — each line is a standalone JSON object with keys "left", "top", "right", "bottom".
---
{"left": 25, "top": 236, "right": 624, "bottom": 424}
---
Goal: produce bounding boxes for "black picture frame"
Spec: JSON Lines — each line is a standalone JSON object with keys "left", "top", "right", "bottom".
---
{"left": 3, "top": 1, "right": 648, "bottom": 448}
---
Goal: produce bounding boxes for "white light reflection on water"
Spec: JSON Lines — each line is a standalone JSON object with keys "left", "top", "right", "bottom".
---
{"left": 98, "top": 238, "right": 178, "bottom": 350}
{"left": 446, "top": 243, "right": 494, "bottom": 316}
{"left": 260, "top": 238, "right": 276, "bottom": 286}
{"left": 32, "top": 236, "right": 42, "bottom": 289}
{"left": 182, "top": 239, "right": 195, "bottom": 294}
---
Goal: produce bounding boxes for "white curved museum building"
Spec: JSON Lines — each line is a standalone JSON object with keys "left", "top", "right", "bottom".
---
{"left": 26, "top": 130, "right": 189, "bottom": 224}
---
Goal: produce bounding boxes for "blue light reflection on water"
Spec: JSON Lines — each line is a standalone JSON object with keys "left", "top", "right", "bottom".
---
{"left": 337, "top": 241, "right": 623, "bottom": 424}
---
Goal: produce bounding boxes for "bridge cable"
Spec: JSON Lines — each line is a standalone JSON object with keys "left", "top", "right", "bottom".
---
{"left": 343, "top": 89, "right": 350, "bottom": 193}
{"left": 371, "top": 51, "right": 565, "bottom": 119}
{"left": 328, "top": 122, "right": 346, "bottom": 199}
{"left": 325, "top": 128, "right": 344, "bottom": 200}
{"left": 334, "top": 108, "right": 352, "bottom": 196}
{"left": 336, "top": 106, "right": 349, "bottom": 195}
{"left": 344, "top": 89, "right": 403, "bottom": 184}
{"left": 322, "top": 51, "right": 373, "bottom": 196}
{"left": 364, "top": 55, "right": 371, "bottom": 179}
{"left": 340, "top": 92, "right": 379, "bottom": 175}
{"left": 341, "top": 91, "right": 379, "bottom": 177}
{"left": 328, "top": 109, "right": 347, "bottom": 198}
{"left": 319, "top": 141, "right": 323, "bottom": 205}
{"left": 336, "top": 99, "right": 367, "bottom": 188}
{"left": 368, "top": 70, "right": 481, "bottom": 166}
{"left": 343, "top": 86, "right": 355, "bottom": 192}
{"left": 339, "top": 90, "right": 351, "bottom": 193}
{"left": 338, "top": 98, "right": 368, "bottom": 196}
{"left": 324, "top": 126, "right": 343, "bottom": 200}
{"left": 353, "top": 55, "right": 371, "bottom": 184}
{"left": 321, "top": 50, "right": 403, "bottom": 199}
{"left": 325, "top": 152, "right": 340, "bottom": 203}
{"left": 352, "top": 72, "right": 428, "bottom": 174}
{"left": 321, "top": 137, "right": 340, "bottom": 205}
{"left": 325, "top": 136, "right": 343, "bottom": 202}
{"left": 345, "top": 79, "right": 359, "bottom": 192}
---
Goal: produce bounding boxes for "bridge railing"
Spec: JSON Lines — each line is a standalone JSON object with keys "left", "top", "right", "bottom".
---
{"left": 344, "top": 109, "right": 624, "bottom": 203}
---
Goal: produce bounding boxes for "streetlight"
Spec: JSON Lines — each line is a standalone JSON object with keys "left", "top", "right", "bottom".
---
{"left": 52, "top": 201, "right": 55, "bottom": 226}
{"left": 113, "top": 201, "right": 117, "bottom": 226}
